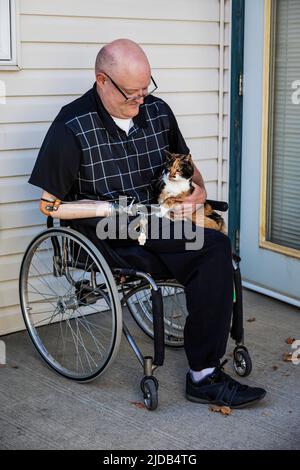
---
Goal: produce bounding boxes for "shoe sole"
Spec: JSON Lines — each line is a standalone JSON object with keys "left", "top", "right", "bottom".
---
{"left": 186, "top": 390, "right": 267, "bottom": 409}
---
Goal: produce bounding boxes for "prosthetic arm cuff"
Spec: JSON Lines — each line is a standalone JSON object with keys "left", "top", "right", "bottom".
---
{"left": 40, "top": 197, "right": 62, "bottom": 212}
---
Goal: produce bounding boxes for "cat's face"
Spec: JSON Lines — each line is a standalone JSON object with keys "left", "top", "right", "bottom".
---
{"left": 164, "top": 151, "right": 194, "bottom": 180}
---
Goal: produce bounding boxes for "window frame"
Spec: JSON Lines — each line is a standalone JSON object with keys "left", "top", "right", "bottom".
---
{"left": 0, "top": 0, "right": 18, "bottom": 67}
{"left": 259, "top": 0, "right": 300, "bottom": 259}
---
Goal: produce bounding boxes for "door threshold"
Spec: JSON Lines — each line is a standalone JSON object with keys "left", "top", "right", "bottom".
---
{"left": 242, "top": 281, "right": 300, "bottom": 308}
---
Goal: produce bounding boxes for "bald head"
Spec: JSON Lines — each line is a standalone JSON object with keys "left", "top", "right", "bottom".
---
{"left": 95, "top": 39, "right": 153, "bottom": 119}
{"left": 95, "top": 39, "right": 150, "bottom": 78}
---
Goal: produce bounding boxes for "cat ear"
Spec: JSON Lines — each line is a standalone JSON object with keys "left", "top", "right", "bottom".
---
{"left": 179, "top": 153, "right": 191, "bottom": 160}
{"left": 165, "top": 150, "right": 174, "bottom": 160}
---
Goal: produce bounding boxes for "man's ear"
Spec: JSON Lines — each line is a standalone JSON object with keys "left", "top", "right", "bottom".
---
{"left": 96, "top": 73, "right": 106, "bottom": 90}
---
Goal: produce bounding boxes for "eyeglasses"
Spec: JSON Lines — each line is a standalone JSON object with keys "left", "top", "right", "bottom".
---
{"left": 102, "top": 72, "right": 158, "bottom": 102}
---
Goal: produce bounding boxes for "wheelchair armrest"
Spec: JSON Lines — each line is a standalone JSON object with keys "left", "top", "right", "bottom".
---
{"left": 206, "top": 199, "right": 228, "bottom": 212}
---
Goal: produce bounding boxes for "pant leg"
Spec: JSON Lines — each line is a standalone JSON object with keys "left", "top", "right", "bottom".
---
{"left": 143, "top": 227, "right": 233, "bottom": 370}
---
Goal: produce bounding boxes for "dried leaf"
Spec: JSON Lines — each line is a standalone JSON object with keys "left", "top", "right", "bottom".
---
{"left": 209, "top": 405, "right": 232, "bottom": 415}
{"left": 285, "top": 337, "right": 295, "bottom": 345}
{"left": 247, "top": 317, "right": 256, "bottom": 323}
{"left": 282, "top": 352, "right": 293, "bottom": 362}
{"left": 10, "top": 363, "right": 19, "bottom": 369}
{"left": 130, "top": 401, "right": 146, "bottom": 409}
{"left": 282, "top": 352, "right": 300, "bottom": 362}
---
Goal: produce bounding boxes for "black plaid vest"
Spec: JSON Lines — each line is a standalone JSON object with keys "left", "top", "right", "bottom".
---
{"left": 65, "top": 98, "right": 171, "bottom": 204}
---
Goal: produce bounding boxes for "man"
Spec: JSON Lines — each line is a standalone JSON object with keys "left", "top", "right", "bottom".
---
{"left": 29, "top": 39, "right": 266, "bottom": 408}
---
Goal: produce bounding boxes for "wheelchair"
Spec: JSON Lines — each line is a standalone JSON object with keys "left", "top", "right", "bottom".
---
{"left": 19, "top": 200, "right": 252, "bottom": 411}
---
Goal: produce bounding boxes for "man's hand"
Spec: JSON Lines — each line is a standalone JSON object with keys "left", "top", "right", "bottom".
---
{"left": 171, "top": 183, "right": 207, "bottom": 220}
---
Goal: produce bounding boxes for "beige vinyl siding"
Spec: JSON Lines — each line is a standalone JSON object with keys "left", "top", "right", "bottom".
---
{"left": 0, "top": 0, "right": 231, "bottom": 334}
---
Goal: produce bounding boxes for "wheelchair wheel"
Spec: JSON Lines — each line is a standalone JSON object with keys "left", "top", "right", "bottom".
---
{"left": 125, "top": 281, "right": 187, "bottom": 347}
{"left": 141, "top": 377, "right": 158, "bottom": 411}
{"left": 233, "top": 346, "right": 252, "bottom": 377}
{"left": 19, "top": 228, "right": 122, "bottom": 382}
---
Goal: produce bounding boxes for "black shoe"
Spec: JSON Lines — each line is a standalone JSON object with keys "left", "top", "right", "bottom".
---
{"left": 186, "top": 360, "right": 266, "bottom": 408}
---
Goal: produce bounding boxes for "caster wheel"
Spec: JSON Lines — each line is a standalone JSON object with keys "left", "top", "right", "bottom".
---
{"left": 233, "top": 346, "right": 252, "bottom": 377}
{"left": 140, "top": 377, "right": 158, "bottom": 411}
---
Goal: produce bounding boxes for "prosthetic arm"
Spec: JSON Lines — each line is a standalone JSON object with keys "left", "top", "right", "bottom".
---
{"left": 39, "top": 191, "right": 118, "bottom": 219}
{"left": 39, "top": 191, "right": 165, "bottom": 246}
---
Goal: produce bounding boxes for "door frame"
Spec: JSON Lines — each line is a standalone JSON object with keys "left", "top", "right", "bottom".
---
{"left": 228, "top": 0, "right": 245, "bottom": 255}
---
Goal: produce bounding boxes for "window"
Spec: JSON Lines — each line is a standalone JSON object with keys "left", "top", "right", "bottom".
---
{"left": 0, "top": 0, "right": 16, "bottom": 64}
{"left": 261, "top": 0, "right": 300, "bottom": 256}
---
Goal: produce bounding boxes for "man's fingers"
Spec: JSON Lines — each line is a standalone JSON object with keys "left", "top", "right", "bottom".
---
{"left": 170, "top": 202, "right": 205, "bottom": 221}
{"left": 173, "top": 203, "right": 193, "bottom": 213}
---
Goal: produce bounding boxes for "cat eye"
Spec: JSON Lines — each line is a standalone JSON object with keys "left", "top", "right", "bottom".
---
{"left": 102, "top": 73, "right": 158, "bottom": 101}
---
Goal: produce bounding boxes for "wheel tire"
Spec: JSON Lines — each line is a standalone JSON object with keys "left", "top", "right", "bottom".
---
{"left": 19, "top": 227, "right": 122, "bottom": 382}
{"left": 125, "top": 281, "right": 187, "bottom": 348}
{"left": 141, "top": 378, "right": 158, "bottom": 411}
{"left": 233, "top": 347, "right": 252, "bottom": 377}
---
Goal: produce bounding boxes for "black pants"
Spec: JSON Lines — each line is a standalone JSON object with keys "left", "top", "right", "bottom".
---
{"left": 71, "top": 217, "right": 233, "bottom": 371}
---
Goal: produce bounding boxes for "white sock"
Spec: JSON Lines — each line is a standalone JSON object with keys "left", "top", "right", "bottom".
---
{"left": 190, "top": 367, "right": 215, "bottom": 383}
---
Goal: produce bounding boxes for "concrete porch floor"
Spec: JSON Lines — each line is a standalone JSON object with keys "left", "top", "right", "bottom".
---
{"left": 0, "top": 288, "right": 299, "bottom": 450}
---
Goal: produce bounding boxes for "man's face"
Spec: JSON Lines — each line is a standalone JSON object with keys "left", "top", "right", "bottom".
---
{"left": 96, "top": 69, "right": 152, "bottom": 119}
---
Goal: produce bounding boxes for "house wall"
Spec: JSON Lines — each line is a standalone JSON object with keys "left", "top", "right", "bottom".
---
{"left": 0, "top": 0, "right": 231, "bottom": 334}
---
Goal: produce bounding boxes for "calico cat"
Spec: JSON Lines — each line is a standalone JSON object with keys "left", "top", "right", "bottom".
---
{"left": 154, "top": 151, "right": 226, "bottom": 233}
